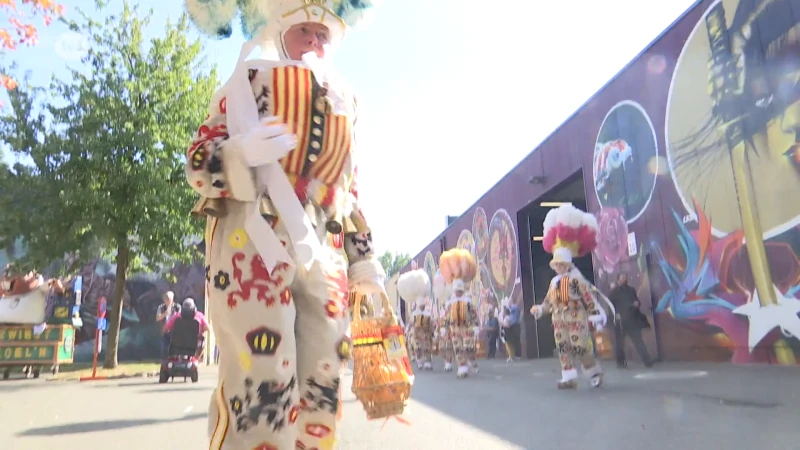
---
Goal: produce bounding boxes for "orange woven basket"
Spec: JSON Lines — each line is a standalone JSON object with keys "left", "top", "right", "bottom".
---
{"left": 351, "top": 290, "right": 413, "bottom": 420}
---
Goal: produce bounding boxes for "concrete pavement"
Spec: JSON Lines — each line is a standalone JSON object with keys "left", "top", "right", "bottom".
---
{"left": 1, "top": 358, "right": 798, "bottom": 449}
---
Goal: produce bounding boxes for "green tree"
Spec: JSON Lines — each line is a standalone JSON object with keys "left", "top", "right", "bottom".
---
{"left": 378, "top": 250, "right": 411, "bottom": 279}
{"left": 0, "top": 0, "right": 217, "bottom": 368}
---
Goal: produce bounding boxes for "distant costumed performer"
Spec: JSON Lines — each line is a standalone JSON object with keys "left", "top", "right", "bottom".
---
{"left": 184, "top": 0, "right": 384, "bottom": 448}
{"left": 432, "top": 270, "right": 454, "bottom": 372}
{"left": 440, "top": 249, "right": 480, "bottom": 378}
{"left": 398, "top": 270, "right": 434, "bottom": 370}
{"left": 530, "top": 204, "right": 608, "bottom": 389}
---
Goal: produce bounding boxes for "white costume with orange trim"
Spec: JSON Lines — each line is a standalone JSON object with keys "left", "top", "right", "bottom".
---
{"left": 185, "top": 1, "right": 382, "bottom": 448}
{"left": 439, "top": 250, "right": 480, "bottom": 378}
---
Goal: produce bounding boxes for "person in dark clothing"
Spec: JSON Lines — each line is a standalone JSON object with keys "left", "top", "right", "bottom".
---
{"left": 484, "top": 309, "right": 500, "bottom": 359}
{"left": 609, "top": 273, "right": 653, "bottom": 368}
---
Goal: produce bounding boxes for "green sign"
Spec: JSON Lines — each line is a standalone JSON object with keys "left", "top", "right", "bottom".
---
{"left": 0, "top": 327, "right": 61, "bottom": 343}
{"left": 0, "top": 345, "right": 54, "bottom": 363}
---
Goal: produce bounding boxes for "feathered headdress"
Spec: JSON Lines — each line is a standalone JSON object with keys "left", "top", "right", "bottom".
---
{"left": 439, "top": 249, "right": 477, "bottom": 294}
{"left": 432, "top": 270, "right": 451, "bottom": 303}
{"left": 397, "top": 269, "right": 431, "bottom": 307}
{"left": 542, "top": 204, "right": 598, "bottom": 265}
{"left": 185, "top": 0, "right": 380, "bottom": 46}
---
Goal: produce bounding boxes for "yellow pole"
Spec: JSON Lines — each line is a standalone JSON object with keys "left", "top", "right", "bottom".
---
{"left": 730, "top": 142, "right": 796, "bottom": 364}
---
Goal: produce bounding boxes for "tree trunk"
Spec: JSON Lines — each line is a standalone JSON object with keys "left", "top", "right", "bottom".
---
{"left": 103, "top": 242, "right": 130, "bottom": 369}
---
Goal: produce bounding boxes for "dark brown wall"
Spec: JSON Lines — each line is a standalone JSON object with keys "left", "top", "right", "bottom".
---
{"left": 402, "top": 0, "right": 800, "bottom": 365}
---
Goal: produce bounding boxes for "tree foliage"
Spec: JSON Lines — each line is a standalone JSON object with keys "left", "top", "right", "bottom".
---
{"left": 0, "top": 0, "right": 218, "bottom": 367}
{"left": 0, "top": 0, "right": 65, "bottom": 103}
{"left": 378, "top": 251, "right": 411, "bottom": 279}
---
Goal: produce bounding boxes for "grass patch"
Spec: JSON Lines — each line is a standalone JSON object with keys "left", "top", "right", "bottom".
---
{"left": 49, "top": 361, "right": 160, "bottom": 381}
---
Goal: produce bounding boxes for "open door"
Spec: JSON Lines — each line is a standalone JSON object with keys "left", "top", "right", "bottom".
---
{"left": 518, "top": 170, "right": 592, "bottom": 359}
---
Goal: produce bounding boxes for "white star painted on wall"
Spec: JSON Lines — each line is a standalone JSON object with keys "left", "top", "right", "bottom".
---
{"left": 733, "top": 284, "right": 800, "bottom": 351}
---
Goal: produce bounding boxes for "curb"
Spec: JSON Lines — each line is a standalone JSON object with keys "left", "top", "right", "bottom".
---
{"left": 45, "top": 371, "right": 159, "bottom": 382}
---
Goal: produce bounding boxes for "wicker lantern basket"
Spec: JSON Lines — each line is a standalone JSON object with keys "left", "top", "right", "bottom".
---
{"left": 351, "top": 290, "right": 413, "bottom": 420}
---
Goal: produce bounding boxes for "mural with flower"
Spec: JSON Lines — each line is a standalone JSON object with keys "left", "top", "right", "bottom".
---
{"left": 593, "top": 208, "right": 629, "bottom": 275}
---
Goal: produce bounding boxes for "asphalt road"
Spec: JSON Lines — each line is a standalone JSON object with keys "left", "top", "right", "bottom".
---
{"left": 1, "top": 358, "right": 798, "bottom": 450}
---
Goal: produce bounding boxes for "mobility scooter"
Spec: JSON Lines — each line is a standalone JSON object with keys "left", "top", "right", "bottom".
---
{"left": 158, "top": 313, "right": 201, "bottom": 384}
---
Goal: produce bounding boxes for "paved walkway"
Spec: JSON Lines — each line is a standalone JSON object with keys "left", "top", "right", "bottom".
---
{"left": 0, "top": 358, "right": 797, "bottom": 449}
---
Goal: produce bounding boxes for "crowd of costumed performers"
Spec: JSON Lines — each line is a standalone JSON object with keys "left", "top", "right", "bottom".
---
{"left": 397, "top": 269, "right": 433, "bottom": 371}
{"left": 530, "top": 204, "right": 613, "bottom": 390}
{"left": 183, "top": 0, "right": 396, "bottom": 447}
{"left": 439, "top": 249, "right": 481, "bottom": 379}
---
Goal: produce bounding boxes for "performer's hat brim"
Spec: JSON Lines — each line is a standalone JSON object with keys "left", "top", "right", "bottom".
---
{"left": 549, "top": 247, "right": 573, "bottom": 267}
{"left": 186, "top": 0, "right": 380, "bottom": 49}
{"left": 263, "top": 0, "right": 348, "bottom": 50}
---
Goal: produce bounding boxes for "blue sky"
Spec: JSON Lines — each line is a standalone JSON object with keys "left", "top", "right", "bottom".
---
{"left": 3, "top": 0, "right": 696, "bottom": 256}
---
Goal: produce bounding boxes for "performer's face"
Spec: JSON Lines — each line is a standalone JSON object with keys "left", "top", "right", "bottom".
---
{"left": 284, "top": 22, "right": 330, "bottom": 60}
{"left": 552, "top": 263, "right": 569, "bottom": 275}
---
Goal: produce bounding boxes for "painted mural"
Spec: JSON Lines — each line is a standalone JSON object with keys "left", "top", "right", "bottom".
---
{"left": 656, "top": 0, "right": 800, "bottom": 364}
{"left": 0, "top": 243, "right": 206, "bottom": 362}
{"left": 590, "top": 0, "right": 800, "bottom": 365}
{"left": 404, "top": 0, "right": 800, "bottom": 365}
{"left": 70, "top": 258, "right": 206, "bottom": 362}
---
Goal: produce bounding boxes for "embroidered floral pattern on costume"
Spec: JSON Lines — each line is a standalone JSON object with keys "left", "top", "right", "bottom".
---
{"left": 213, "top": 270, "right": 231, "bottom": 290}
{"left": 325, "top": 267, "right": 348, "bottom": 311}
{"left": 302, "top": 376, "right": 340, "bottom": 414}
{"left": 255, "top": 83, "right": 270, "bottom": 115}
{"left": 325, "top": 300, "right": 342, "bottom": 319}
{"left": 304, "top": 423, "right": 332, "bottom": 439}
{"left": 227, "top": 252, "right": 292, "bottom": 308}
{"left": 229, "top": 376, "right": 297, "bottom": 433}
{"left": 228, "top": 228, "right": 248, "bottom": 249}
{"left": 336, "top": 336, "right": 352, "bottom": 361}
{"left": 191, "top": 146, "right": 207, "bottom": 170}
{"left": 345, "top": 231, "right": 373, "bottom": 258}
{"left": 246, "top": 326, "right": 282, "bottom": 356}
{"left": 208, "top": 148, "right": 223, "bottom": 174}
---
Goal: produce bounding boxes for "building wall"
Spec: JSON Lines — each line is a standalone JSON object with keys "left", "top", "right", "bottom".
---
{"left": 401, "top": 0, "right": 800, "bottom": 365}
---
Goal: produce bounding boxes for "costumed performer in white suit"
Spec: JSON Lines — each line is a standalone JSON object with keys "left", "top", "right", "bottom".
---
{"left": 184, "top": 1, "right": 384, "bottom": 448}
{"left": 440, "top": 249, "right": 480, "bottom": 379}
{"left": 398, "top": 269, "right": 433, "bottom": 370}
{"left": 530, "top": 204, "right": 607, "bottom": 389}
{"left": 432, "top": 270, "right": 453, "bottom": 372}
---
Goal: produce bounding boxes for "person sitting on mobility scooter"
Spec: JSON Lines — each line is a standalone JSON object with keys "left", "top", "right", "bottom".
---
{"left": 159, "top": 298, "right": 208, "bottom": 383}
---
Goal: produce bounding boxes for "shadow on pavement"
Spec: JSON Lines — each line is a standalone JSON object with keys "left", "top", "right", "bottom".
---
{"left": 138, "top": 386, "right": 212, "bottom": 393}
{"left": 404, "top": 358, "right": 799, "bottom": 449}
{"left": 17, "top": 412, "right": 208, "bottom": 436}
{"left": 90, "top": 381, "right": 159, "bottom": 388}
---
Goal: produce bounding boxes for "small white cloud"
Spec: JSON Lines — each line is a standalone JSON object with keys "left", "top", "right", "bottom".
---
{"left": 54, "top": 32, "right": 89, "bottom": 62}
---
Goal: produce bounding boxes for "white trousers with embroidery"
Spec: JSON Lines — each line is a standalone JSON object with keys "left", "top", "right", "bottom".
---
{"left": 205, "top": 200, "right": 350, "bottom": 450}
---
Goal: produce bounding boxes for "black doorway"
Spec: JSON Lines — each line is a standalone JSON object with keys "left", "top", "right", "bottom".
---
{"left": 517, "top": 170, "right": 593, "bottom": 359}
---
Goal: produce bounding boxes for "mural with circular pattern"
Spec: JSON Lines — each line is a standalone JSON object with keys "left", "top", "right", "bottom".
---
{"left": 472, "top": 207, "right": 489, "bottom": 261}
{"left": 487, "top": 209, "right": 518, "bottom": 302}
{"left": 592, "top": 100, "right": 659, "bottom": 223}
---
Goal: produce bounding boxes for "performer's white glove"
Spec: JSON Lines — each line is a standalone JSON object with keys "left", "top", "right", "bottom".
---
{"left": 433, "top": 329, "right": 438, "bottom": 339}
{"left": 348, "top": 258, "right": 386, "bottom": 295}
{"left": 236, "top": 116, "right": 297, "bottom": 168}
{"left": 588, "top": 314, "right": 605, "bottom": 331}
{"left": 439, "top": 327, "right": 448, "bottom": 338}
{"left": 530, "top": 305, "right": 544, "bottom": 319}
{"left": 473, "top": 326, "right": 481, "bottom": 337}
